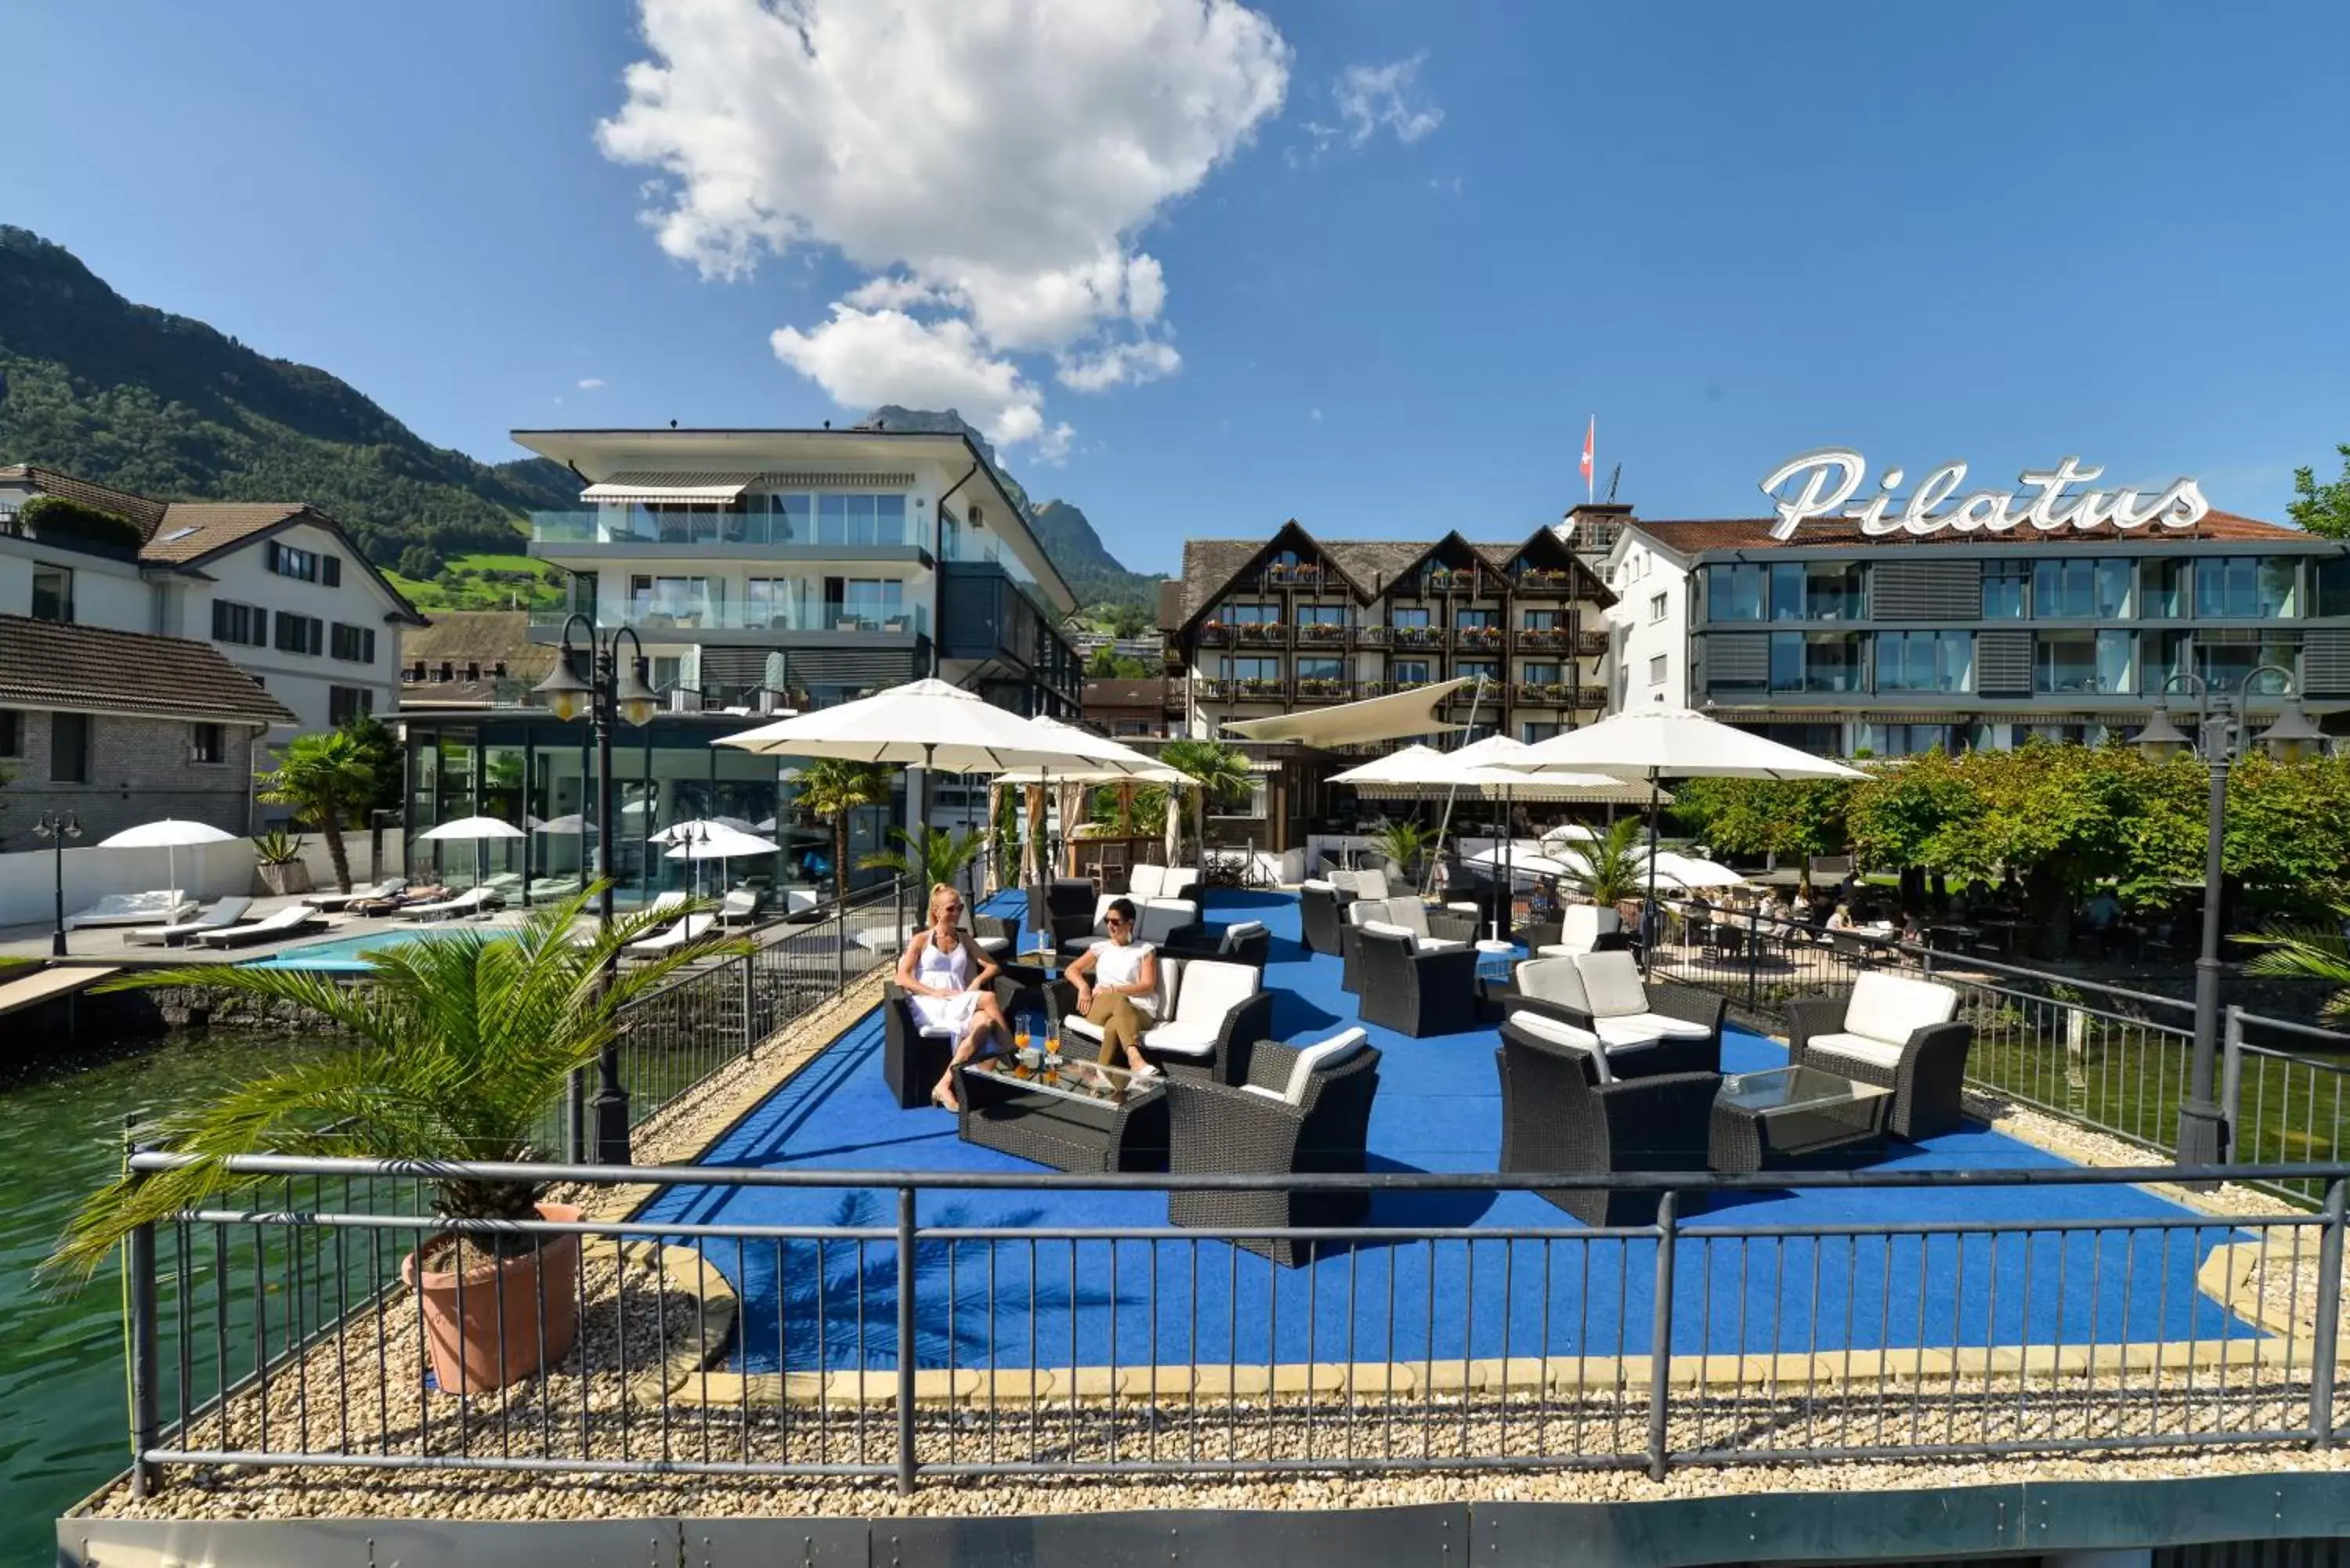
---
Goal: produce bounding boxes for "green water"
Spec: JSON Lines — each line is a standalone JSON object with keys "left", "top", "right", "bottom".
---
{"left": 0, "top": 1027, "right": 328, "bottom": 1566}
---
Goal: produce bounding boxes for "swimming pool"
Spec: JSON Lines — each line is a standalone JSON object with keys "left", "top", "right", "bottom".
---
{"left": 240, "top": 927, "right": 482, "bottom": 972}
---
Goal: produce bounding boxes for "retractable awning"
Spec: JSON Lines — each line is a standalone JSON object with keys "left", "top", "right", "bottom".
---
{"left": 1221, "top": 677, "right": 1473, "bottom": 747}
{"left": 579, "top": 471, "right": 759, "bottom": 504}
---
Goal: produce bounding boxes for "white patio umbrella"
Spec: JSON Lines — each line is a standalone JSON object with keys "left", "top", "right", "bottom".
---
{"left": 96, "top": 818, "right": 239, "bottom": 905}
{"left": 534, "top": 814, "right": 585, "bottom": 835}
{"left": 1502, "top": 710, "right": 1864, "bottom": 963}
{"left": 648, "top": 815, "right": 755, "bottom": 844}
{"left": 663, "top": 823, "right": 782, "bottom": 899}
{"left": 418, "top": 815, "right": 526, "bottom": 890}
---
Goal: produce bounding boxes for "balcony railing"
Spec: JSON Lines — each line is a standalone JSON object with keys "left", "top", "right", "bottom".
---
{"left": 1386, "top": 626, "right": 1444, "bottom": 650}
{"left": 1230, "top": 676, "right": 1287, "bottom": 700}
{"left": 1511, "top": 565, "right": 1578, "bottom": 594}
{"left": 1259, "top": 563, "right": 1329, "bottom": 590}
{"left": 1576, "top": 629, "right": 1610, "bottom": 656}
{"left": 1452, "top": 625, "right": 1504, "bottom": 651}
{"left": 1514, "top": 681, "right": 1582, "bottom": 706}
{"left": 529, "top": 511, "right": 921, "bottom": 550}
{"left": 1294, "top": 622, "right": 1350, "bottom": 645}
{"left": 529, "top": 602, "right": 929, "bottom": 637}
{"left": 1293, "top": 677, "right": 1354, "bottom": 703}
{"left": 1162, "top": 681, "right": 1189, "bottom": 712}
{"left": 1514, "top": 626, "right": 1571, "bottom": 652}
{"left": 1232, "top": 623, "right": 1289, "bottom": 646}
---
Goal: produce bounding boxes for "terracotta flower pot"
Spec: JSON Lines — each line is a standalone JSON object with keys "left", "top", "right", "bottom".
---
{"left": 402, "top": 1201, "right": 582, "bottom": 1393}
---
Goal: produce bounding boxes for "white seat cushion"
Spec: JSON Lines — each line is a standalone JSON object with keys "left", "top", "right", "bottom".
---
{"left": 1845, "top": 972, "right": 1959, "bottom": 1047}
{"left": 1169, "top": 959, "right": 1258, "bottom": 1026}
{"left": 1507, "top": 1010, "right": 1611, "bottom": 1082}
{"left": 1278, "top": 1027, "right": 1369, "bottom": 1104}
{"left": 1300, "top": 879, "right": 1336, "bottom": 892}
{"left": 1361, "top": 920, "right": 1416, "bottom": 941}
{"left": 1806, "top": 1030, "right": 1907, "bottom": 1072}
{"left": 1516, "top": 957, "right": 1590, "bottom": 1010}
{"left": 1572, "top": 951, "right": 1652, "bottom": 1019}
{"left": 1594, "top": 1012, "right": 1712, "bottom": 1048}
{"left": 1141, "top": 1019, "right": 1220, "bottom": 1057}
{"left": 1416, "top": 936, "right": 1466, "bottom": 953}
{"left": 1160, "top": 868, "right": 1201, "bottom": 899}
{"left": 1064, "top": 1016, "right": 1106, "bottom": 1042}
{"left": 1137, "top": 899, "right": 1198, "bottom": 944}
{"left": 1220, "top": 919, "right": 1267, "bottom": 950}
{"left": 1240, "top": 1083, "right": 1288, "bottom": 1103}
{"left": 1353, "top": 869, "right": 1390, "bottom": 900}
{"left": 1389, "top": 901, "right": 1434, "bottom": 940}
{"left": 975, "top": 935, "right": 1009, "bottom": 953}
{"left": 1130, "top": 865, "right": 1166, "bottom": 901}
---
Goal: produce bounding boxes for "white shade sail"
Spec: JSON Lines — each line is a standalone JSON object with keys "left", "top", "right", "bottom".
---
{"left": 1222, "top": 678, "right": 1473, "bottom": 747}
{"left": 98, "top": 819, "right": 240, "bottom": 851}
{"left": 1503, "top": 709, "right": 1867, "bottom": 782}
{"left": 418, "top": 815, "right": 527, "bottom": 841}
{"left": 716, "top": 677, "right": 1156, "bottom": 775}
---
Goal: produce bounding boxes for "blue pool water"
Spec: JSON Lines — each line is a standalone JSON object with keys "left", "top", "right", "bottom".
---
{"left": 240, "top": 927, "right": 462, "bottom": 971}
{"left": 638, "top": 890, "right": 2261, "bottom": 1372}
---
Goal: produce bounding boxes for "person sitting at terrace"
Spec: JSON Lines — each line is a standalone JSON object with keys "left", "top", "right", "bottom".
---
{"left": 1900, "top": 909, "right": 1926, "bottom": 945}
{"left": 2084, "top": 888, "right": 2122, "bottom": 931}
{"left": 1825, "top": 903, "right": 1854, "bottom": 933}
{"left": 1062, "top": 896, "right": 1162, "bottom": 1078}
{"left": 352, "top": 883, "right": 450, "bottom": 916}
{"left": 906, "top": 882, "right": 1012, "bottom": 1112}
{"left": 1790, "top": 891, "right": 1816, "bottom": 925}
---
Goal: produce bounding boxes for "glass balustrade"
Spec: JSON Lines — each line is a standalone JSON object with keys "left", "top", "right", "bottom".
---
{"left": 529, "top": 508, "right": 922, "bottom": 549}
{"left": 527, "top": 599, "right": 929, "bottom": 636}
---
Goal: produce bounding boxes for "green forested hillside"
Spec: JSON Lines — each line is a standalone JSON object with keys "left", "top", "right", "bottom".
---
{"left": 0, "top": 226, "right": 569, "bottom": 572}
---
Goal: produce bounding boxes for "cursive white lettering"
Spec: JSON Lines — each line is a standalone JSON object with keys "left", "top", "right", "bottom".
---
{"left": 1898, "top": 462, "right": 1967, "bottom": 534}
{"left": 1760, "top": 451, "right": 2209, "bottom": 541}
{"left": 1762, "top": 449, "right": 1864, "bottom": 540}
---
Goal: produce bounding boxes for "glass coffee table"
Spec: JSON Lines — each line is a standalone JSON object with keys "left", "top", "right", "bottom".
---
{"left": 956, "top": 1052, "right": 1169, "bottom": 1173}
{"left": 1709, "top": 1065, "right": 1893, "bottom": 1172}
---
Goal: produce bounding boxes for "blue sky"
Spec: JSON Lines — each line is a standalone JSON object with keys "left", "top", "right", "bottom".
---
{"left": 4, "top": 1, "right": 2346, "bottom": 575}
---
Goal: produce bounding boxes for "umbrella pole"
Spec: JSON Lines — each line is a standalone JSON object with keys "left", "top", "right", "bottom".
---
{"left": 1643, "top": 770, "right": 1660, "bottom": 976}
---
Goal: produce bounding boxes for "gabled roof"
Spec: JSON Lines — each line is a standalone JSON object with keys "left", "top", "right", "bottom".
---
{"left": 1625, "top": 510, "right": 2304, "bottom": 554}
{"left": 1177, "top": 522, "right": 1617, "bottom": 628}
{"left": 1173, "top": 519, "right": 1373, "bottom": 630}
{"left": 0, "top": 614, "right": 293, "bottom": 726}
{"left": 139, "top": 502, "right": 309, "bottom": 563}
{"left": 0, "top": 465, "right": 168, "bottom": 530}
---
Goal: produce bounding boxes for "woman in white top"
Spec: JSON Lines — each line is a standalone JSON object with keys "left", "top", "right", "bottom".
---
{"left": 898, "top": 883, "right": 1011, "bottom": 1111}
{"left": 1064, "top": 896, "right": 1162, "bottom": 1075}
{"left": 1824, "top": 903, "right": 1854, "bottom": 932}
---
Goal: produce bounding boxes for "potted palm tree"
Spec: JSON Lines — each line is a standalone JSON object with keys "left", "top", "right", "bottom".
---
{"left": 795, "top": 757, "right": 894, "bottom": 901}
{"left": 49, "top": 887, "right": 739, "bottom": 1393}
{"left": 1557, "top": 818, "right": 1649, "bottom": 927}
{"left": 861, "top": 825, "right": 985, "bottom": 928}
{"left": 251, "top": 829, "right": 312, "bottom": 896}
{"left": 257, "top": 730, "right": 374, "bottom": 893}
{"left": 1368, "top": 819, "right": 1428, "bottom": 888}
{"left": 1162, "top": 738, "right": 1254, "bottom": 875}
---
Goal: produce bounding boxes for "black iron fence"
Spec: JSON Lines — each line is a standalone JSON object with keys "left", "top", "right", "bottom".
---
{"left": 114, "top": 1154, "right": 2350, "bottom": 1501}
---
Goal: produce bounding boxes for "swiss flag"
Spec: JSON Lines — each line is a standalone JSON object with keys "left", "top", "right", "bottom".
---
{"left": 1578, "top": 416, "right": 1595, "bottom": 483}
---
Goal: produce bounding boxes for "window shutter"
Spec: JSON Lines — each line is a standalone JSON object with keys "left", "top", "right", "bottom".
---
{"left": 267, "top": 541, "right": 282, "bottom": 574}
{"left": 324, "top": 555, "right": 342, "bottom": 587}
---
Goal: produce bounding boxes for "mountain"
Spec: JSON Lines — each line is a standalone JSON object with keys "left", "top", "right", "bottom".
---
{"left": 0, "top": 226, "right": 570, "bottom": 572}
{"left": 863, "top": 404, "right": 1159, "bottom": 613}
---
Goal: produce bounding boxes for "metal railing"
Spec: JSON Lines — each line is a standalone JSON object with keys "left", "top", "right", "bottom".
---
{"left": 112, "top": 1154, "right": 2350, "bottom": 1500}
{"left": 2226, "top": 1009, "right": 2350, "bottom": 1204}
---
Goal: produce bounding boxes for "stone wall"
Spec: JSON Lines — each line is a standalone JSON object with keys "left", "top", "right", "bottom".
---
{"left": 2, "top": 706, "right": 259, "bottom": 846}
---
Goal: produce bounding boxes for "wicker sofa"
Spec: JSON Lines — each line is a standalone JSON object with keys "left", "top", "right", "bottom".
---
{"left": 1048, "top": 956, "right": 1274, "bottom": 1082}
{"left": 1166, "top": 1028, "right": 1383, "bottom": 1265}
{"left": 1783, "top": 972, "right": 1972, "bottom": 1139}
{"left": 880, "top": 974, "right": 1026, "bottom": 1110}
{"left": 1495, "top": 952, "right": 1723, "bottom": 1071}
{"left": 1352, "top": 926, "right": 1480, "bottom": 1038}
{"left": 1026, "top": 879, "right": 1099, "bottom": 953}
{"left": 1163, "top": 917, "right": 1271, "bottom": 970}
{"left": 1298, "top": 881, "right": 1352, "bottom": 956}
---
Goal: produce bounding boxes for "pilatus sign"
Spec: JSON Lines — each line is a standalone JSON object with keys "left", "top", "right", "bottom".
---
{"left": 1759, "top": 450, "right": 2211, "bottom": 542}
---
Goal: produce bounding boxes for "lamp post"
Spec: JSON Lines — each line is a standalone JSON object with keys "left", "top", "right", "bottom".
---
{"left": 533, "top": 616, "right": 660, "bottom": 1164}
{"left": 34, "top": 811, "right": 82, "bottom": 957}
{"left": 2131, "top": 666, "right": 2324, "bottom": 1169}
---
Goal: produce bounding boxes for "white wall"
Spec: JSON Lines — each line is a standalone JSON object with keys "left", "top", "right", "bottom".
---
{"left": 1602, "top": 532, "right": 1692, "bottom": 712}
{"left": 0, "top": 533, "right": 153, "bottom": 627}
{"left": 190, "top": 519, "right": 407, "bottom": 738}
{"left": 0, "top": 840, "right": 256, "bottom": 930}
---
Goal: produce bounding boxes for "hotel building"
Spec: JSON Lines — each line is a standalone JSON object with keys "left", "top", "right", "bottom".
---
{"left": 1603, "top": 506, "right": 2350, "bottom": 756}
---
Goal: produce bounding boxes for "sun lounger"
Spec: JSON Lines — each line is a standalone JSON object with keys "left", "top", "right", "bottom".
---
{"left": 192, "top": 904, "right": 326, "bottom": 948}
{"left": 624, "top": 913, "right": 717, "bottom": 956}
{"left": 394, "top": 887, "right": 501, "bottom": 922}
{"left": 64, "top": 890, "right": 197, "bottom": 930}
{"left": 716, "top": 889, "right": 761, "bottom": 928}
{"left": 307, "top": 879, "right": 406, "bottom": 912}
{"left": 123, "top": 896, "right": 255, "bottom": 947}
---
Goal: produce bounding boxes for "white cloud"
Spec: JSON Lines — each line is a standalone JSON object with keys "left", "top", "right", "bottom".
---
{"left": 600, "top": 0, "right": 1289, "bottom": 450}
{"left": 771, "top": 305, "right": 1048, "bottom": 449}
{"left": 577, "top": 377, "right": 606, "bottom": 390}
{"left": 1303, "top": 52, "right": 1442, "bottom": 154}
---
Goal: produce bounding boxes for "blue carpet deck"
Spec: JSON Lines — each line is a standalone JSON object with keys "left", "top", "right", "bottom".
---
{"left": 638, "top": 891, "right": 2259, "bottom": 1373}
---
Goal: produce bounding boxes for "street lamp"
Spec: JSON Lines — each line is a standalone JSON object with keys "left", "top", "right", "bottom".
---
{"left": 2131, "top": 664, "right": 2320, "bottom": 1169}
{"left": 33, "top": 811, "right": 82, "bottom": 957}
{"left": 534, "top": 615, "right": 660, "bottom": 1165}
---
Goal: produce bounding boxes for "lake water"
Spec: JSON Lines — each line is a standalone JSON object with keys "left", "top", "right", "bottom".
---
{"left": 0, "top": 1026, "right": 327, "bottom": 1565}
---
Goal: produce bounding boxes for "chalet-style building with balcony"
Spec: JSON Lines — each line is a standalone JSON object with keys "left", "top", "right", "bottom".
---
{"left": 1159, "top": 520, "right": 1613, "bottom": 863}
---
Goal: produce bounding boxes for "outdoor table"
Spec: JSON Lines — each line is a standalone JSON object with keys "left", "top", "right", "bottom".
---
{"left": 1473, "top": 939, "right": 1521, "bottom": 1018}
{"left": 1708, "top": 1065, "right": 1893, "bottom": 1172}
{"left": 956, "top": 1052, "right": 1170, "bottom": 1173}
{"left": 996, "top": 948, "right": 1061, "bottom": 1021}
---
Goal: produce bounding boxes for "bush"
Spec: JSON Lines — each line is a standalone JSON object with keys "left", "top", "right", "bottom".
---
{"left": 19, "top": 495, "right": 143, "bottom": 551}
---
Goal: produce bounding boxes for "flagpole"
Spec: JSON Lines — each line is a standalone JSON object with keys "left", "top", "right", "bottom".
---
{"left": 1587, "top": 415, "right": 1596, "bottom": 504}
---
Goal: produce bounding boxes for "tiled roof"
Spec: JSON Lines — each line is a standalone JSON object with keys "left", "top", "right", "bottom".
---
{"left": 398, "top": 611, "right": 551, "bottom": 708}
{"left": 1176, "top": 528, "right": 1607, "bottom": 627}
{"left": 1629, "top": 510, "right": 2302, "bottom": 555}
{"left": 139, "top": 502, "right": 309, "bottom": 563}
{"left": 0, "top": 615, "right": 293, "bottom": 724}
{"left": 0, "top": 465, "right": 168, "bottom": 530}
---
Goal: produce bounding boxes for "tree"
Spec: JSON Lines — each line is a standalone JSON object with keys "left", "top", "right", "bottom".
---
{"left": 1161, "top": 739, "right": 1253, "bottom": 869}
{"left": 49, "top": 886, "right": 736, "bottom": 1284}
{"left": 1367, "top": 820, "right": 1428, "bottom": 883}
{"left": 1669, "top": 777, "right": 1853, "bottom": 889}
{"left": 2244, "top": 909, "right": 2350, "bottom": 1022}
{"left": 1556, "top": 817, "right": 1648, "bottom": 907}
{"left": 859, "top": 825, "right": 986, "bottom": 899}
{"left": 2290, "top": 444, "right": 2350, "bottom": 540}
{"left": 338, "top": 712, "right": 407, "bottom": 816}
{"left": 256, "top": 730, "right": 376, "bottom": 891}
{"left": 795, "top": 758, "right": 894, "bottom": 899}
{"left": 1104, "top": 601, "right": 1152, "bottom": 640}
{"left": 1086, "top": 645, "right": 1153, "bottom": 678}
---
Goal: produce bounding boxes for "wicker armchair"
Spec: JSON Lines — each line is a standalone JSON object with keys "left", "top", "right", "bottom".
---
{"left": 1027, "top": 880, "right": 1097, "bottom": 953}
{"left": 1494, "top": 1019, "right": 1719, "bottom": 1227}
{"left": 1167, "top": 1030, "right": 1383, "bottom": 1265}
{"left": 1500, "top": 951, "right": 1724, "bottom": 1071}
{"left": 1339, "top": 897, "right": 1477, "bottom": 992}
{"left": 1164, "top": 918, "right": 1271, "bottom": 970}
{"left": 1299, "top": 881, "right": 1353, "bottom": 956}
{"left": 880, "top": 975, "right": 1021, "bottom": 1110}
{"left": 1353, "top": 927, "right": 1480, "bottom": 1038}
{"left": 1783, "top": 972, "right": 1973, "bottom": 1139}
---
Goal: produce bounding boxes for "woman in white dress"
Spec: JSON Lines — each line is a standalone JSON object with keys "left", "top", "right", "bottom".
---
{"left": 898, "top": 882, "right": 1011, "bottom": 1111}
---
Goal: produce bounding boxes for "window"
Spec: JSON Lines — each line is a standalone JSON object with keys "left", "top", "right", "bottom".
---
{"left": 1455, "top": 659, "right": 1499, "bottom": 684}
{"left": 1296, "top": 656, "right": 1344, "bottom": 682}
{"left": 814, "top": 493, "right": 909, "bottom": 547}
{"left": 1296, "top": 604, "right": 1346, "bottom": 626}
{"left": 650, "top": 656, "right": 687, "bottom": 692}
{"left": 1520, "top": 662, "right": 1563, "bottom": 685}
{"left": 2031, "top": 558, "right": 2132, "bottom": 618}
{"left": 1875, "top": 630, "right": 1974, "bottom": 693}
{"left": 1856, "top": 723, "right": 1962, "bottom": 759}
{"left": 323, "top": 555, "right": 342, "bottom": 587}
{"left": 2196, "top": 637, "right": 2302, "bottom": 692}
{"left": 1981, "top": 562, "right": 2029, "bottom": 618}
{"left": 190, "top": 722, "right": 224, "bottom": 764}
{"left": 1389, "top": 607, "right": 1431, "bottom": 630}
{"left": 1227, "top": 656, "right": 1281, "bottom": 683}
{"left": 1220, "top": 602, "right": 1278, "bottom": 625}
{"left": 273, "top": 611, "right": 323, "bottom": 656}
{"left": 267, "top": 541, "right": 321, "bottom": 582}
{"left": 328, "top": 686, "right": 374, "bottom": 724}
{"left": 1389, "top": 659, "right": 1431, "bottom": 685}
{"left": 1768, "top": 632, "right": 1864, "bottom": 693}
{"left": 1708, "top": 563, "right": 1765, "bottom": 622}
{"left": 1648, "top": 653, "right": 1667, "bottom": 686}
{"left": 1767, "top": 562, "right": 1864, "bottom": 621}
{"left": 1521, "top": 721, "right": 1563, "bottom": 744}
{"left": 212, "top": 600, "right": 268, "bottom": 646}
{"left": 1454, "top": 608, "right": 1497, "bottom": 630}
{"left": 1523, "top": 609, "right": 1562, "bottom": 631}
{"left": 1741, "top": 722, "right": 1845, "bottom": 754}
{"left": 630, "top": 576, "right": 712, "bottom": 623}
{"left": 2196, "top": 557, "right": 2298, "bottom": 618}
{"left": 2034, "top": 630, "right": 2134, "bottom": 695}
{"left": 50, "top": 711, "right": 89, "bottom": 783}
{"left": 827, "top": 577, "right": 906, "bottom": 629}
{"left": 2315, "top": 557, "right": 2350, "bottom": 619}
{"left": 30, "top": 564, "right": 71, "bottom": 623}
{"left": 0, "top": 710, "right": 20, "bottom": 757}
{"left": 2142, "top": 557, "right": 2189, "bottom": 619}
{"left": 328, "top": 623, "right": 377, "bottom": 663}
{"left": 2144, "top": 629, "right": 2193, "bottom": 695}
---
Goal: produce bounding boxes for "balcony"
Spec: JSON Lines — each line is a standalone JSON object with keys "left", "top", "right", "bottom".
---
{"left": 1258, "top": 562, "right": 1329, "bottom": 591}
{"left": 1452, "top": 625, "right": 1505, "bottom": 652}
{"left": 1515, "top": 626, "right": 1571, "bottom": 652}
{"left": 1191, "top": 677, "right": 1230, "bottom": 702}
{"left": 528, "top": 601, "right": 930, "bottom": 638}
{"left": 1230, "top": 676, "right": 1287, "bottom": 701}
{"left": 1576, "top": 629, "right": 1609, "bottom": 656}
{"left": 1386, "top": 626, "right": 1444, "bottom": 651}
{"left": 529, "top": 511, "right": 927, "bottom": 558}
{"left": 1294, "top": 622, "right": 1350, "bottom": 647}
{"left": 1513, "top": 681, "right": 1582, "bottom": 707}
{"left": 1162, "top": 681, "right": 1189, "bottom": 713}
{"left": 1512, "top": 565, "right": 1579, "bottom": 596}
{"left": 1198, "top": 623, "right": 1234, "bottom": 645}
{"left": 1232, "top": 623, "right": 1290, "bottom": 647}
